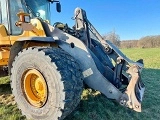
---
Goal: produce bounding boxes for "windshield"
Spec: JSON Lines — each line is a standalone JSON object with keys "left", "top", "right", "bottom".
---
{"left": 24, "top": 0, "right": 50, "bottom": 20}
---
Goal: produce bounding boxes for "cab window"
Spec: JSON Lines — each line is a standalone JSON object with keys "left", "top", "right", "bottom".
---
{"left": 9, "top": 0, "right": 23, "bottom": 35}
{"left": 0, "top": 0, "right": 9, "bottom": 31}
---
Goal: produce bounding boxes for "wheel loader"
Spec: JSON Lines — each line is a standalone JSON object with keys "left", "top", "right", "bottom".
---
{"left": 0, "top": 0, "right": 145, "bottom": 120}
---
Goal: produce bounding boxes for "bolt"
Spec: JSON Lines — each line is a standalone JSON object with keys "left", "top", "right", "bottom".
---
{"left": 109, "top": 90, "right": 112, "bottom": 93}
{"left": 120, "top": 99, "right": 126, "bottom": 106}
{"left": 117, "top": 59, "right": 121, "bottom": 64}
{"left": 135, "top": 105, "right": 139, "bottom": 108}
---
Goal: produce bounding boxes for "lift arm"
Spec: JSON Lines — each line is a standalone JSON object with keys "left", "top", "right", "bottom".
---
{"left": 74, "top": 8, "right": 145, "bottom": 112}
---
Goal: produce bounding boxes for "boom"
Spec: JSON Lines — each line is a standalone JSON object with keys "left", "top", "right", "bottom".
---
{"left": 74, "top": 8, "right": 145, "bottom": 112}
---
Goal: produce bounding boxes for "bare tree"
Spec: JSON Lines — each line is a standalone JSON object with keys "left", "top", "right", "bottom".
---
{"left": 102, "top": 30, "right": 120, "bottom": 47}
{"left": 138, "top": 35, "right": 160, "bottom": 48}
{"left": 120, "top": 40, "right": 138, "bottom": 48}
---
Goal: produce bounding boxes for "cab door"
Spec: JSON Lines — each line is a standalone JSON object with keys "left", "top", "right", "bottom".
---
{"left": 0, "top": 0, "right": 10, "bottom": 45}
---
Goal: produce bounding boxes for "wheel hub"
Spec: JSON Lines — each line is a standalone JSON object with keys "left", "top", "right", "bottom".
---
{"left": 22, "top": 69, "right": 48, "bottom": 108}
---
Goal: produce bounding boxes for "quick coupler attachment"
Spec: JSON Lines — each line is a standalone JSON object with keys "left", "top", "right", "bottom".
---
{"left": 119, "top": 65, "right": 145, "bottom": 112}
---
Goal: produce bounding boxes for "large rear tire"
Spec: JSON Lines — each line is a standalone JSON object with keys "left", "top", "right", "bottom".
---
{"left": 10, "top": 47, "right": 83, "bottom": 120}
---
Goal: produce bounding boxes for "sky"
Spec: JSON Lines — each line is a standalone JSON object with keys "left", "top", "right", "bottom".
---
{"left": 50, "top": 0, "right": 160, "bottom": 40}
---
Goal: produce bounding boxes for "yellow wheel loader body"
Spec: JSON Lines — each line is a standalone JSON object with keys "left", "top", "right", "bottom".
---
{"left": 0, "top": 0, "right": 145, "bottom": 120}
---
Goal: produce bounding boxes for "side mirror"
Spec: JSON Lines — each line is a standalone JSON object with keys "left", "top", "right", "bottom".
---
{"left": 56, "top": 2, "right": 61, "bottom": 13}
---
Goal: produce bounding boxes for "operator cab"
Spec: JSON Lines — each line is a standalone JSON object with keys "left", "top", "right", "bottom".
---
{"left": 24, "top": 0, "right": 51, "bottom": 21}
{"left": 0, "top": 0, "right": 60, "bottom": 35}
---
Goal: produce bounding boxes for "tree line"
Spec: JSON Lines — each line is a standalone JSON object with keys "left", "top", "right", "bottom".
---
{"left": 103, "top": 31, "right": 160, "bottom": 48}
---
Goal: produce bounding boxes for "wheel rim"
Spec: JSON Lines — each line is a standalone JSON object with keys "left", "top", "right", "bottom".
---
{"left": 22, "top": 69, "right": 48, "bottom": 108}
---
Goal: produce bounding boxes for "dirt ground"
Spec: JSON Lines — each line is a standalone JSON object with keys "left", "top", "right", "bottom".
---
{"left": 0, "top": 67, "right": 14, "bottom": 105}
{"left": 0, "top": 84, "right": 16, "bottom": 105}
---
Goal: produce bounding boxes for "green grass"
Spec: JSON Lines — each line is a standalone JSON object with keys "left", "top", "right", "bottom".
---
{"left": 0, "top": 48, "right": 160, "bottom": 120}
{"left": 0, "top": 104, "right": 25, "bottom": 120}
{"left": 121, "top": 48, "right": 160, "bottom": 69}
{"left": 0, "top": 76, "right": 10, "bottom": 85}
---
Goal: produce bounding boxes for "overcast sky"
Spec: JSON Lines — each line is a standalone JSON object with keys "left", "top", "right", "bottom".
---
{"left": 50, "top": 0, "right": 160, "bottom": 40}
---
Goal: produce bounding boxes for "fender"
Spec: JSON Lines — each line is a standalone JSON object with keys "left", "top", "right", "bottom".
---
{"left": 17, "top": 37, "right": 55, "bottom": 42}
{"left": 8, "top": 37, "right": 55, "bottom": 73}
{"left": 8, "top": 41, "right": 24, "bottom": 74}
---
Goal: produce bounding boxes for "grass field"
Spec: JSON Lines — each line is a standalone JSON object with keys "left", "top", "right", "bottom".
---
{"left": 0, "top": 48, "right": 160, "bottom": 120}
